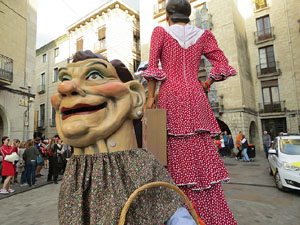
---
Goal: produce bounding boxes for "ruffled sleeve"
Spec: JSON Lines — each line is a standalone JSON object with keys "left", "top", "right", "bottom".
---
{"left": 142, "top": 26, "right": 166, "bottom": 81}
{"left": 202, "top": 30, "right": 237, "bottom": 81}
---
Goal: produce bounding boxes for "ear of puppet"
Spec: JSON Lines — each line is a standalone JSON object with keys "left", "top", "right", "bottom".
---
{"left": 126, "top": 80, "right": 146, "bottom": 119}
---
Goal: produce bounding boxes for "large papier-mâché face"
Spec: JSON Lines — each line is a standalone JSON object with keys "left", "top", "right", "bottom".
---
{"left": 51, "top": 58, "right": 143, "bottom": 147}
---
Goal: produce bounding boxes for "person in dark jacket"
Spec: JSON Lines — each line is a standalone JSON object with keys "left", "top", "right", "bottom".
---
{"left": 228, "top": 134, "right": 234, "bottom": 158}
{"left": 47, "top": 137, "right": 60, "bottom": 184}
{"left": 241, "top": 135, "right": 250, "bottom": 162}
{"left": 23, "top": 139, "right": 39, "bottom": 187}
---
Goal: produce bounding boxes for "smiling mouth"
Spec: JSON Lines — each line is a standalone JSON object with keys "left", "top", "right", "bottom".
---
{"left": 61, "top": 102, "right": 107, "bottom": 120}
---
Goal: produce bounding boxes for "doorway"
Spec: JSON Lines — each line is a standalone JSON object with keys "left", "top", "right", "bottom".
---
{"left": 261, "top": 118, "right": 287, "bottom": 140}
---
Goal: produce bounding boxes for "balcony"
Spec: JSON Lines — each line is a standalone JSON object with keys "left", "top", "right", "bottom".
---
{"left": 37, "top": 84, "right": 46, "bottom": 94}
{"left": 94, "top": 40, "right": 106, "bottom": 54}
{"left": 259, "top": 101, "right": 286, "bottom": 114}
{"left": 254, "top": 27, "right": 275, "bottom": 44}
{"left": 0, "top": 54, "right": 13, "bottom": 85}
{"left": 37, "top": 120, "right": 45, "bottom": 129}
{"left": 256, "top": 61, "right": 281, "bottom": 78}
{"left": 49, "top": 118, "right": 56, "bottom": 127}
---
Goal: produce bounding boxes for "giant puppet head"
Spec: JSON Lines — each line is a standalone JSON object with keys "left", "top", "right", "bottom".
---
{"left": 51, "top": 50, "right": 145, "bottom": 149}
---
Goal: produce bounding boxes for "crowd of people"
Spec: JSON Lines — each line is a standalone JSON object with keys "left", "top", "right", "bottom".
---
{"left": 0, "top": 136, "right": 73, "bottom": 194}
{"left": 214, "top": 131, "right": 255, "bottom": 162}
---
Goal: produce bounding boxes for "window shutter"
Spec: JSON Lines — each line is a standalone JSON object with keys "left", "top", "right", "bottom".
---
{"left": 76, "top": 38, "right": 83, "bottom": 51}
{"left": 261, "top": 79, "right": 278, "bottom": 88}
{"left": 98, "top": 27, "right": 106, "bottom": 40}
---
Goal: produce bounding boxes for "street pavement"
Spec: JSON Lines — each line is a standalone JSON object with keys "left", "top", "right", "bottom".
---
{"left": 0, "top": 152, "right": 299, "bottom": 225}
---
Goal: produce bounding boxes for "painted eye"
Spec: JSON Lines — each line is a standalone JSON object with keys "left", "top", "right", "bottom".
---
{"left": 62, "top": 74, "right": 72, "bottom": 81}
{"left": 86, "top": 70, "right": 104, "bottom": 81}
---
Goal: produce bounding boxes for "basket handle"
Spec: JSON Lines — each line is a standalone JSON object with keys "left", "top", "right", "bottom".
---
{"left": 118, "top": 181, "right": 203, "bottom": 225}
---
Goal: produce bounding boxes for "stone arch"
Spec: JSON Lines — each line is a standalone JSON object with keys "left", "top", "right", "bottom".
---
{"left": 216, "top": 118, "right": 232, "bottom": 135}
{"left": 249, "top": 121, "right": 259, "bottom": 147}
{"left": 0, "top": 104, "right": 10, "bottom": 138}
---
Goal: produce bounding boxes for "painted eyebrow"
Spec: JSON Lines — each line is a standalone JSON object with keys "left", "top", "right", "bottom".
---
{"left": 87, "top": 61, "right": 108, "bottom": 68}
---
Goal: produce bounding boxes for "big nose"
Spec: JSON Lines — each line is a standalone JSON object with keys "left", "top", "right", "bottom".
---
{"left": 58, "top": 80, "right": 86, "bottom": 97}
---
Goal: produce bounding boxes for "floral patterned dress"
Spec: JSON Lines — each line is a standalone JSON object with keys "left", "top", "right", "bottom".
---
{"left": 143, "top": 25, "right": 238, "bottom": 225}
{"left": 58, "top": 149, "right": 183, "bottom": 225}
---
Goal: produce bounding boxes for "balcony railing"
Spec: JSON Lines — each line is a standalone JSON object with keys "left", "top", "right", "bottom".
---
{"left": 254, "top": 27, "right": 275, "bottom": 43}
{"left": 94, "top": 40, "right": 106, "bottom": 53}
{"left": 259, "top": 101, "right": 286, "bottom": 113}
{"left": 38, "top": 84, "right": 46, "bottom": 94}
{"left": 0, "top": 54, "right": 13, "bottom": 84}
{"left": 256, "top": 61, "right": 281, "bottom": 77}
{"left": 49, "top": 118, "right": 56, "bottom": 127}
{"left": 37, "top": 120, "right": 45, "bottom": 128}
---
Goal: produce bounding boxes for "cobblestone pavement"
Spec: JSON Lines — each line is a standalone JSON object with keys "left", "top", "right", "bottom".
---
{"left": 0, "top": 152, "right": 299, "bottom": 225}
{"left": 222, "top": 152, "right": 300, "bottom": 225}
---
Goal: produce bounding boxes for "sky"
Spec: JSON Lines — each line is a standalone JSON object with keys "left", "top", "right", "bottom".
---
{"left": 36, "top": 0, "right": 139, "bottom": 49}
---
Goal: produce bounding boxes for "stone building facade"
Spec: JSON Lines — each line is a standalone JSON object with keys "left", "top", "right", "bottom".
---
{"left": 139, "top": 0, "right": 300, "bottom": 150}
{"left": 34, "top": 0, "right": 140, "bottom": 138}
{"left": 0, "top": 0, "right": 37, "bottom": 140}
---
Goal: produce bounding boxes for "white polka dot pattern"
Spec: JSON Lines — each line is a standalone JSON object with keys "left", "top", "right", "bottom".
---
{"left": 143, "top": 26, "right": 238, "bottom": 224}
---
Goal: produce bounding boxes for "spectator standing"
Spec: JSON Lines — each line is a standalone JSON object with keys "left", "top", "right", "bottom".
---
{"left": 12, "top": 139, "right": 20, "bottom": 184}
{"left": 23, "top": 139, "right": 39, "bottom": 187}
{"left": 35, "top": 137, "right": 44, "bottom": 177}
{"left": 57, "top": 139, "right": 65, "bottom": 175}
{"left": 241, "top": 135, "right": 250, "bottom": 162}
{"left": 228, "top": 134, "right": 234, "bottom": 158}
{"left": 223, "top": 131, "right": 229, "bottom": 156}
{"left": 219, "top": 135, "right": 226, "bottom": 157}
{"left": 236, "top": 131, "right": 243, "bottom": 160}
{"left": 263, "top": 131, "right": 272, "bottom": 158}
{"left": 43, "top": 140, "right": 49, "bottom": 169}
{"left": 0, "top": 136, "right": 16, "bottom": 194}
{"left": 16, "top": 141, "right": 27, "bottom": 185}
{"left": 47, "top": 137, "right": 59, "bottom": 184}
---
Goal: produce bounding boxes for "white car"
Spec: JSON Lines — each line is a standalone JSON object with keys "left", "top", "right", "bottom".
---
{"left": 268, "top": 135, "right": 300, "bottom": 191}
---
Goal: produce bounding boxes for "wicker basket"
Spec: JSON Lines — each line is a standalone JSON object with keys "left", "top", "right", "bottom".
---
{"left": 118, "top": 181, "right": 205, "bottom": 225}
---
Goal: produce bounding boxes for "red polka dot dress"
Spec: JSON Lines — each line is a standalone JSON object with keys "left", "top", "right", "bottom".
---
{"left": 143, "top": 25, "right": 237, "bottom": 225}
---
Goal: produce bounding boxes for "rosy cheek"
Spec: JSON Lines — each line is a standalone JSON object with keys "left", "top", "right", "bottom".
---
{"left": 91, "top": 82, "right": 129, "bottom": 97}
{"left": 51, "top": 93, "right": 62, "bottom": 110}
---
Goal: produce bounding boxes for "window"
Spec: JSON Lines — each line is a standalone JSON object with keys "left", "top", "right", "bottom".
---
{"left": 256, "top": 16, "right": 271, "bottom": 40}
{"left": 38, "top": 73, "right": 46, "bottom": 93}
{"left": 51, "top": 107, "right": 56, "bottom": 126}
{"left": 259, "top": 46, "right": 276, "bottom": 74}
{"left": 133, "top": 29, "right": 140, "bottom": 52}
{"left": 255, "top": 0, "right": 267, "bottom": 10}
{"left": 39, "top": 104, "right": 45, "bottom": 127}
{"left": 42, "top": 54, "right": 47, "bottom": 63}
{"left": 98, "top": 27, "right": 106, "bottom": 49}
{"left": 261, "top": 80, "right": 281, "bottom": 112}
{"left": 53, "top": 68, "right": 58, "bottom": 82}
{"left": 54, "top": 47, "right": 59, "bottom": 57}
{"left": 76, "top": 38, "right": 83, "bottom": 51}
{"left": 41, "top": 73, "right": 45, "bottom": 86}
{"left": 158, "top": 0, "right": 166, "bottom": 13}
{"left": 51, "top": 107, "right": 56, "bottom": 120}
